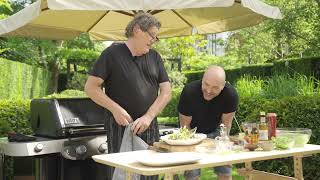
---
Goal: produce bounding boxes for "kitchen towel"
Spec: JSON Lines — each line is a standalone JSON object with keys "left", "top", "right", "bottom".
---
{"left": 112, "top": 123, "right": 149, "bottom": 180}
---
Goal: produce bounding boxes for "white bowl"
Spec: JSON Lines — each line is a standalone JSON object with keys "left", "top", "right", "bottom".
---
{"left": 160, "top": 133, "right": 207, "bottom": 146}
{"left": 258, "top": 141, "right": 274, "bottom": 151}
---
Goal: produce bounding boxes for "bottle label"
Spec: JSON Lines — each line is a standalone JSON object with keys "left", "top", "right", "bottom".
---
{"left": 259, "top": 130, "right": 268, "bottom": 141}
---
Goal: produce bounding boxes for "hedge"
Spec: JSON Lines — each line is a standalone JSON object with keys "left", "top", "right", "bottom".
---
{"left": 0, "top": 58, "right": 52, "bottom": 99}
{"left": 184, "top": 57, "right": 320, "bottom": 84}
{"left": 0, "top": 99, "right": 32, "bottom": 137}
{"left": 159, "top": 88, "right": 181, "bottom": 117}
{"left": 273, "top": 56, "right": 320, "bottom": 79}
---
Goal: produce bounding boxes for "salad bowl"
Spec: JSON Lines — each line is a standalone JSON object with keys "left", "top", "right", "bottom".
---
{"left": 161, "top": 133, "right": 207, "bottom": 145}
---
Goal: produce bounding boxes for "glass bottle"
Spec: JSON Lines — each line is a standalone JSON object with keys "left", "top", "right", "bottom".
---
{"left": 219, "top": 124, "right": 229, "bottom": 141}
{"left": 259, "top": 111, "right": 269, "bottom": 141}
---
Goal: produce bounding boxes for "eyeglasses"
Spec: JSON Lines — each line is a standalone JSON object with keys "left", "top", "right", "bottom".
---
{"left": 146, "top": 31, "right": 159, "bottom": 42}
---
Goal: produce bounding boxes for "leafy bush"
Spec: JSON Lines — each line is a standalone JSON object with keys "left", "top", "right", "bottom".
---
{"left": 158, "top": 117, "right": 179, "bottom": 127}
{"left": 44, "top": 89, "right": 87, "bottom": 99}
{"left": 168, "top": 71, "right": 187, "bottom": 89}
{"left": 159, "top": 88, "right": 182, "bottom": 117}
{"left": 183, "top": 55, "right": 237, "bottom": 71}
{"left": 184, "top": 70, "right": 204, "bottom": 83}
{"left": 66, "top": 72, "right": 88, "bottom": 91}
{"left": 0, "top": 99, "right": 32, "bottom": 136}
{"left": 59, "top": 48, "right": 99, "bottom": 69}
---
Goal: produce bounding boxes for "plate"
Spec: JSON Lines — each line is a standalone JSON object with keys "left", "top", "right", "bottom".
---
{"left": 160, "top": 133, "right": 207, "bottom": 145}
{"left": 138, "top": 152, "right": 201, "bottom": 167}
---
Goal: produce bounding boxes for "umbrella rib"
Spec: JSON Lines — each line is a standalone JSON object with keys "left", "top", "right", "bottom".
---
{"left": 86, "top": 10, "right": 110, "bottom": 32}
{"left": 149, "top": 10, "right": 164, "bottom": 15}
{"left": 114, "top": 11, "right": 135, "bottom": 17}
{"left": 172, "top": 10, "right": 193, "bottom": 27}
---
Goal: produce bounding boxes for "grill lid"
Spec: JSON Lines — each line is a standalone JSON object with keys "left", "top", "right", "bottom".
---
{"left": 30, "top": 98, "right": 108, "bottom": 138}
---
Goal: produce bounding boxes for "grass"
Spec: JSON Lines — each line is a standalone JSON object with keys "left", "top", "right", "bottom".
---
{"left": 235, "top": 74, "right": 320, "bottom": 99}
{"left": 159, "top": 168, "right": 244, "bottom": 180}
{"left": 235, "top": 75, "right": 263, "bottom": 98}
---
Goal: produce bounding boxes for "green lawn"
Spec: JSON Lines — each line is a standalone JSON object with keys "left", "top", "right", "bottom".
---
{"left": 199, "top": 168, "right": 244, "bottom": 180}
{"left": 159, "top": 168, "right": 245, "bottom": 180}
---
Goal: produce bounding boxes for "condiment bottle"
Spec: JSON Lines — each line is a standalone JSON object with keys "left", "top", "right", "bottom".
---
{"left": 267, "top": 113, "right": 277, "bottom": 140}
{"left": 259, "top": 111, "right": 269, "bottom": 141}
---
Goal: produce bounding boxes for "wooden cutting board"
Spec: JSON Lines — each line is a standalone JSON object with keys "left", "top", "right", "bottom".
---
{"left": 152, "top": 138, "right": 215, "bottom": 152}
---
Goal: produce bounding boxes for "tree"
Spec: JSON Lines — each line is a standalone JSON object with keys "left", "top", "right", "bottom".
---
{"left": 225, "top": 0, "right": 320, "bottom": 64}
{"left": 154, "top": 35, "right": 207, "bottom": 71}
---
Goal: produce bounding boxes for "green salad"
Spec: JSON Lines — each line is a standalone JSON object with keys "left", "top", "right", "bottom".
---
{"left": 168, "top": 126, "right": 196, "bottom": 140}
{"left": 279, "top": 133, "right": 310, "bottom": 147}
{"left": 272, "top": 136, "right": 295, "bottom": 149}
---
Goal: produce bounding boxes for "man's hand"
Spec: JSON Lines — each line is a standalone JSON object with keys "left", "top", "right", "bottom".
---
{"left": 131, "top": 115, "right": 153, "bottom": 135}
{"left": 111, "top": 107, "right": 133, "bottom": 126}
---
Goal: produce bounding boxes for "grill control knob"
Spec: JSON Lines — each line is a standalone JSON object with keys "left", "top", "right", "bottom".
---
{"left": 75, "top": 145, "right": 87, "bottom": 155}
{"left": 98, "top": 143, "right": 108, "bottom": 153}
{"left": 34, "top": 143, "right": 44, "bottom": 152}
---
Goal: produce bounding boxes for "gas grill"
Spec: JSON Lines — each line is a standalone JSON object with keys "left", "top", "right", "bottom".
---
{"left": 0, "top": 98, "right": 178, "bottom": 180}
{"left": 0, "top": 98, "right": 110, "bottom": 180}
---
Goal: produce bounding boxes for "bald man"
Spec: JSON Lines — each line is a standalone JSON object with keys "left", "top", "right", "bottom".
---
{"left": 178, "top": 65, "right": 239, "bottom": 180}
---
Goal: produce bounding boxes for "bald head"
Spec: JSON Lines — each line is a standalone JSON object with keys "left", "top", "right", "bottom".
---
{"left": 201, "top": 65, "right": 226, "bottom": 101}
{"left": 203, "top": 65, "right": 226, "bottom": 83}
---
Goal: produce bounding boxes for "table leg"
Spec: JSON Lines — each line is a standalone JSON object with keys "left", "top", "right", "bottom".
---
{"left": 164, "top": 173, "right": 174, "bottom": 180}
{"left": 0, "top": 154, "right": 3, "bottom": 180}
{"left": 245, "top": 162, "right": 253, "bottom": 180}
{"left": 126, "top": 170, "right": 133, "bottom": 180}
{"left": 294, "top": 156, "right": 304, "bottom": 180}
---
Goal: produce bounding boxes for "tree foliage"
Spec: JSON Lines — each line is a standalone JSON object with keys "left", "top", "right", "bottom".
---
{"left": 225, "top": 0, "right": 320, "bottom": 64}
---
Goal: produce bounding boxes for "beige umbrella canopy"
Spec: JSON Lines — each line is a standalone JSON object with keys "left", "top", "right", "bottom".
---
{"left": 0, "top": 0, "right": 282, "bottom": 41}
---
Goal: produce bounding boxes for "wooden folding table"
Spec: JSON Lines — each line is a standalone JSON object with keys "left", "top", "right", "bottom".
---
{"left": 92, "top": 144, "right": 320, "bottom": 180}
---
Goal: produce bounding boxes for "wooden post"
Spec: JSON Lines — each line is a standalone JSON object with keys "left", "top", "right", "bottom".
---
{"left": 126, "top": 170, "right": 133, "bottom": 180}
{"left": 245, "top": 162, "right": 253, "bottom": 180}
{"left": 164, "top": 173, "right": 174, "bottom": 180}
{"left": 294, "top": 155, "right": 304, "bottom": 180}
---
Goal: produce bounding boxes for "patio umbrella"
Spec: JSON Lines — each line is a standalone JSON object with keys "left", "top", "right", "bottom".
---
{"left": 0, "top": 0, "right": 282, "bottom": 41}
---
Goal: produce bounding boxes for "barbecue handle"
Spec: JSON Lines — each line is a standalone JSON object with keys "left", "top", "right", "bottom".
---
{"left": 68, "top": 127, "right": 105, "bottom": 134}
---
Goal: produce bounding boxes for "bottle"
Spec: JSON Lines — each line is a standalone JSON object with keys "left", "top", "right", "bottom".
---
{"left": 259, "top": 112, "right": 268, "bottom": 141}
{"left": 219, "top": 124, "right": 229, "bottom": 141}
{"left": 251, "top": 123, "right": 259, "bottom": 144}
{"left": 267, "top": 113, "right": 277, "bottom": 140}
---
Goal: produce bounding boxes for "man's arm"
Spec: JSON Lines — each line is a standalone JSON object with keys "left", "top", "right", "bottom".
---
{"left": 84, "top": 75, "right": 133, "bottom": 126}
{"left": 179, "top": 113, "right": 192, "bottom": 129}
{"left": 221, "top": 112, "right": 236, "bottom": 135}
{"left": 132, "top": 81, "right": 172, "bottom": 134}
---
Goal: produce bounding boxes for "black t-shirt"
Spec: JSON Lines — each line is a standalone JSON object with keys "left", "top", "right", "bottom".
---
{"left": 89, "top": 43, "right": 169, "bottom": 119}
{"left": 178, "top": 80, "right": 239, "bottom": 134}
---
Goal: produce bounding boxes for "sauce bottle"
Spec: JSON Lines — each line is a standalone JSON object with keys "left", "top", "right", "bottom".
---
{"left": 259, "top": 111, "right": 268, "bottom": 141}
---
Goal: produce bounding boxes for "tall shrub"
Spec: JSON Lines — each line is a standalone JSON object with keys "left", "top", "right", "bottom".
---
{"left": 0, "top": 58, "right": 52, "bottom": 99}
